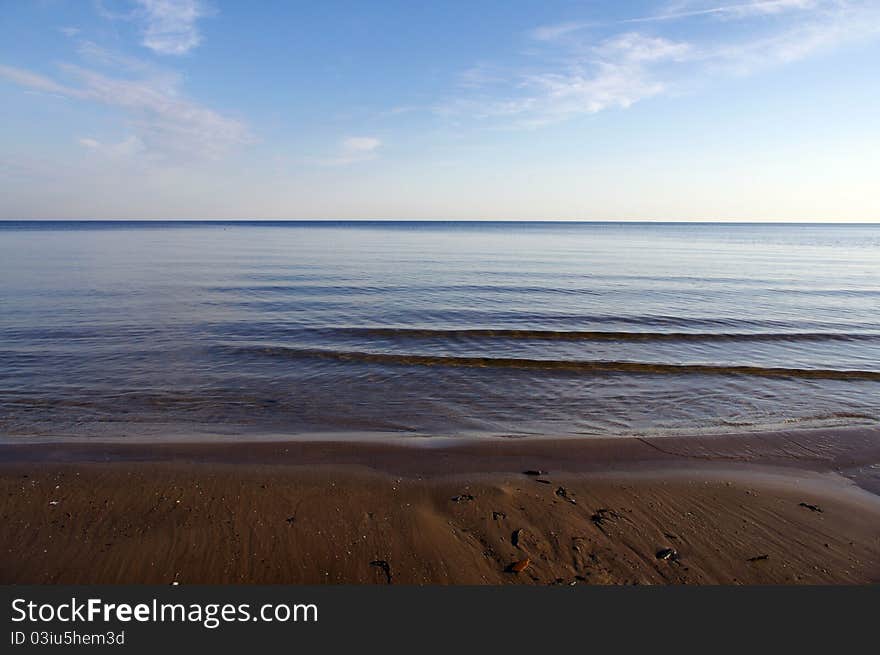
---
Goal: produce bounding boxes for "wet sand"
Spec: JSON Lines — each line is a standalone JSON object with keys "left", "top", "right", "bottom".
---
{"left": 2, "top": 427, "right": 879, "bottom": 584}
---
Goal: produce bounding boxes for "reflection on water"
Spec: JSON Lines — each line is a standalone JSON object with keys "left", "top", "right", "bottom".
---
{"left": 1, "top": 221, "right": 879, "bottom": 441}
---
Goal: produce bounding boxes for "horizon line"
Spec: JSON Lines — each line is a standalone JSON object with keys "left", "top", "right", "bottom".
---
{"left": 1, "top": 219, "right": 878, "bottom": 225}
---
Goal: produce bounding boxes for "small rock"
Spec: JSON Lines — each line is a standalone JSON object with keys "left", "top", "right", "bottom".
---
{"left": 506, "top": 557, "right": 531, "bottom": 573}
{"left": 451, "top": 494, "right": 475, "bottom": 503}
{"left": 523, "top": 470, "right": 547, "bottom": 476}
{"left": 48, "top": 500, "right": 59, "bottom": 506}
{"left": 747, "top": 554, "right": 769, "bottom": 562}
{"left": 534, "top": 479, "right": 551, "bottom": 485}
{"left": 492, "top": 511, "right": 507, "bottom": 520}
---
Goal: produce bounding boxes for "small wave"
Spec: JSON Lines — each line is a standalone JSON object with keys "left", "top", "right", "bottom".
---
{"left": 205, "top": 284, "right": 599, "bottom": 296}
{"left": 331, "top": 327, "right": 879, "bottom": 343}
{"left": 235, "top": 345, "right": 880, "bottom": 380}
{"left": 339, "top": 313, "right": 880, "bottom": 331}
{"left": 782, "top": 412, "right": 877, "bottom": 424}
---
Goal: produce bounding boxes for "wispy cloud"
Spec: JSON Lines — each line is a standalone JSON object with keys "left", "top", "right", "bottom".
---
{"left": 440, "top": 33, "right": 691, "bottom": 127}
{"left": 458, "top": 63, "right": 509, "bottom": 88}
{"left": 76, "top": 40, "right": 169, "bottom": 76}
{"left": 530, "top": 21, "right": 594, "bottom": 42}
{"left": 703, "top": 5, "right": 880, "bottom": 72}
{"left": 134, "top": 0, "right": 208, "bottom": 55}
{"left": 78, "top": 134, "right": 146, "bottom": 158}
{"left": 322, "top": 136, "right": 383, "bottom": 165}
{"left": 0, "top": 59, "right": 249, "bottom": 160}
{"left": 0, "top": 64, "right": 73, "bottom": 96}
{"left": 446, "top": 0, "right": 880, "bottom": 127}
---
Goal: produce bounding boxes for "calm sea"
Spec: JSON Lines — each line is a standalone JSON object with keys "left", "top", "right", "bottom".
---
{"left": 1, "top": 221, "right": 879, "bottom": 442}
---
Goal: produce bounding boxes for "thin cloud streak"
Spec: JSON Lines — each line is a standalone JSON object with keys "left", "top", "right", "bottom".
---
{"left": 529, "top": 1, "right": 819, "bottom": 41}
{"left": 624, "top": 0, "right": 818, "bottom": 23}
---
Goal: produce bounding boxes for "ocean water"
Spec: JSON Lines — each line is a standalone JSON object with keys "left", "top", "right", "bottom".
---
{"left": 1, "top": 220, "right": 879, "bottom": 442}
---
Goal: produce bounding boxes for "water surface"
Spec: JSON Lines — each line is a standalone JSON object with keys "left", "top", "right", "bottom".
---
{"left": 1, "top": 221, "right": 878, "bottom": 442}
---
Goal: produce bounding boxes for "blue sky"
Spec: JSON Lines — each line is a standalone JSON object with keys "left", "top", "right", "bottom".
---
{"left": 1, "top": 0, "right": 879, "bottom": 220}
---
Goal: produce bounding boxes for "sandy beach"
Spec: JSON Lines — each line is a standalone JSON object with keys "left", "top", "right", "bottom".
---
{"left": 2, "top": 427, "right": 879, "bottom": 585}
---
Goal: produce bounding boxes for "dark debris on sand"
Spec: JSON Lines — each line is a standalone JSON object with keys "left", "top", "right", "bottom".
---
{"left": 555, "top": 486, "right": 576, "bottom": 504}
{"left": 655, "top": 548, "right": 679, "bottom": 561}
{"left": 590, "top": 508, "right": 620, "bottom": 527}
{"left": 370, "top": 560, "right": 392, "bottom": 584}
{"left": 511, "top": 528, "right": 524, "bottom": 548}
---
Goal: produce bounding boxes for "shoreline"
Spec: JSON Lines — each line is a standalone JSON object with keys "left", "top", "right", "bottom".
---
{"left": 2, "top": 426, "right": 879, "bottom": 584}
{"left": 3, "top": 425, "right": 880, "bottom": 487}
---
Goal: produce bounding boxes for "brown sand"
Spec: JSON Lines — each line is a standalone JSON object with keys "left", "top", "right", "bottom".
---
{"left": 2, "top": 428, "right": 879, "bottom": 584}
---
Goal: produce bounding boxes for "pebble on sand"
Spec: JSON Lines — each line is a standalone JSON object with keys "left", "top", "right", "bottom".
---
{"left": 507, "top": 557, "right": 531, "bottom": 573}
